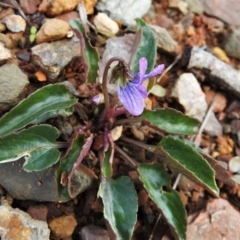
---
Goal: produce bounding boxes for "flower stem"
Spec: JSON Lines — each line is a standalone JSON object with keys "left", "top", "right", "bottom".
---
{"left": 102, "top": 57, "right": 126, "bottom": 115}
{"left": 114, "top": 117, "right": 142, "bottom": 125}
{"left": 120, "top": 136, "right": 156, "bottom": 153}
{"left": 114, "top": 144, "right": 137, "bottom": 167}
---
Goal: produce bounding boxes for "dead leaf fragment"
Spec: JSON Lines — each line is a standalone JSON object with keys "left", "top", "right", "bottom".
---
{"left": 111, "top": 125, "right": 123, "bottom": 141}
{"left": 35, "top": 71, "right": 47, "bottom": 81}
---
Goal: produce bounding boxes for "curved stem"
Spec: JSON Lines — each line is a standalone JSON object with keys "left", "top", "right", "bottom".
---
{"left": 115, "top": 144, "right": 137, "bottom": 167}
{"left": 102, "top": 57, "right": 125, "bottom": 115}
{"left": 120, "top": 136, "right": 157, "bottom": 153}
{"left": 114, "top": 117, "right": 142, "bottom": 125}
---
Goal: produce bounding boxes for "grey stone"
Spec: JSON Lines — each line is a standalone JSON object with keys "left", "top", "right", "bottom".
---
{"left": 96, "top": 0, "right": 151, "bottom": 27}
{"left": 149, "top": 25, "right": 178, "bottom": 54}
{"left": 201, "top": 0, "right": 240, "bottom": 26}
{"left": 0, "top": 158, "right": 95, "bottom": 202}
{"left": 0, "top": 64, "right": 29, "bottom": 110}
{"left": 2, "top": 14, "right": 26, "bottom": 32}
{"left": 224, "top": 28, "right": 240, "bottom": 60}
{"left": 0, "top": 33, "right": 12, "bottom": 48}
{"left": 171, "top": 73, "right": 207, "bottom": 121}
{"left": 0, "top": 22, "right": 6, "bottom": 32}
{"left": 205, "top": 111, "right": 223, "bottom": 137}
{"left": 0, "top": 43, "right": 11, "bottom": 62}
{"left": 185, "top": 0, "right": 203, "bottom": 14}
{"left": 80, "top": 224, "right": 110, "bottom": 240}
{"left": 0, "top": 198, "right": 50, "bottom": 240}
{"left": 31, "top": 37, "right": 80, "bottom": 81}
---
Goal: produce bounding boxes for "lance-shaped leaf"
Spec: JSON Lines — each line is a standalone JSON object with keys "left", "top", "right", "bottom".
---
{"left": 181, "top": 138, "right": 235, "bottom": 186}
{"left": 141, "top": 108, "right": 200, "bottom": 134}
{"left": 56, "top": 133, "right": 86, "bottom": 200}
{"left": 0, "top": 84, "right": 77, "bottom": 137}
{"left": 69, "top": 19, "right": 99, "bottom": 84}
{"left": 99, "top": 176, "right": 138, "bottom": 240}
{"left": 31, "top": 107, "right": 74, "bottom": 124}
{"left": 130, "top": 18, "right": 156, "bottom": 74}
{"left": 158, "top": 136, "right": 219, "bottom": 196}
{"left": 138, "top": 163, "right": 186, "bottom": 240}
{"left": 67, "top": 133, "right": 94, "bottom": 198}
{"left": 0, "top": 125, "right": 61, "bottom": 171}
{"left": 101, "top": 132, "right": 114, "bottom": 178}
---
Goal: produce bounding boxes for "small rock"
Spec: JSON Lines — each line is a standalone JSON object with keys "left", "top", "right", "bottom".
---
{"left": 171, "top": 73, "right": 207, "bottom": 121}
{"left": 205, "top": 90, "right": 227, "bottom": 113}
{"left": 169, "top": 0, "right": 188, "bottom": 14}
{"left": 0, "top": 33, "right": 12, "bottom": 48}
{"left": 0, "top": 158, "right": 95, "bottom": 201}
{"left": 96, "top": 0, "right": 151, "bottom": 27}
{"left": 201, "top": 0, "right": 240, "bottom": 26}
{"left": 231, "top": 119, "right": 240, "bottom": 134}
{"left": 0, "top": 43, "right": 12, "bottom": 62}
{"left": 178, "top": 175, "right": 196, "bottom": 192}
{"left": 31, "top": 37, "right": 80, "bottom": 80}
{"left": 185, "top": 0, "right": 204, "bottom": 14}
{"left": 94, "top": 13, "right": 119, "bottom": 36}
{"left": 39, "top": 0, "right": 81, "bottom": 16}
{"left": 80, "top": 224, "right": 110, "bottom": 240}
{"left": 83, "top": 0, "right": 97, "bottom": 14}
{"left": 155, "top": 14, "right": 175, "bottom": 30}
{"left": 36, "top": 18, "right": 70, "bottom": 44}
{"left": 56, "top": 11, "right": 79, "bottom": 22}
{"left": 205, "top": 111, "right": 223, "bottom": 137}
{"left": 212, "top": 47, "right": 230, "bottom": 63}
{"left": 49, "top": 215, "right": 77, "bottom": 238}
{"left": 19, "top": 0, "right": 41, "bottom": 14}
{"left": 6, "top": 32, "right": 24, "bottom": 48}
{"left": 187, "top": 198, "right": 240, "bottom": 239}
{"left": 0, "top": 22, "right": 6, "bottom": 32}
{"left": 2, "top": 14, "right": 26, "bottom": 32}
{"left": 0, "top": 8, "right": 14, "bottom": 20}
{"left": 149, "top": 25, "right": 178, "bottom": 54}
{"left": 27, "top": 205, "right": 48, "bottom": 222}
{"left": 223, "top": 28, "right": 240, "bottom": 60}
{"left": 0, "top": 198, "right": 50, "bottom": 240}
{"left": 0, "top": 63, "right": 28, "bottom": 110}
{"left": 16, "top": 49, "right": 31, "bottom": 62}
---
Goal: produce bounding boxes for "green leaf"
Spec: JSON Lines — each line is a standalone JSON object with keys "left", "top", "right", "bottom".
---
{"left": 99, "top": 176, "right": 138, "bottom": 240}
{"left": 148, "top": 84, "right": 166, "bottom": 97}
{"left": 181, "top": 138, "right": 234, "bottom": 186}
{"left": 141, "top": 108, "right": 200, "bottom": 134}
{"left": 30, "top": 26, "right": 37, "bottom": 34}
{"left": 56, "top": 133, "right": 86, "bottom": 200}
{"left": 0, "top": 125, "right": 61, "bottom": 171}
{"left": 102, "top": 143, "right": 113, "bottom": 178}
{"left": 158, "top": 136, "right": 219, "bottom": 196}
{"left": 101, "top": 132, "right": 114, "bottom": 178}
{"left": 69, "top": 19, "right": 99, "bottom": 84}
{"left": 130, "top": 18, "right": 156, "bottom": 74}
{"left": 138, "top": 163, "right": 186, "bottom": 240}
{"left": 29, "top": 34, "right": 36, "bottom": 42}
{"left": 31, "top": 107, "right": 74, "bottom": 124}
{"left": 0, "top": 84, "right": 77, "bottom": 137}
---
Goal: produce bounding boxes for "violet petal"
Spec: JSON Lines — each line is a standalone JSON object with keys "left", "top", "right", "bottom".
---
{"left": 135, "top": 84, "right": 148, "bottom": 99}
{"left": 130, "top": 74, "right": 141, "bottom": 85}
{"left": 143, "top": 64, "right": 165, "bottom": 79}
{"left": 118, "top": 85, "right": 145, "bottom": 116}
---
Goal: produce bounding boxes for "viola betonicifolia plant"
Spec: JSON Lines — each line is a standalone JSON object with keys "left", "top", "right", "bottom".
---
{"left": 0, "top": 18, "right": 230, "bottom": 240}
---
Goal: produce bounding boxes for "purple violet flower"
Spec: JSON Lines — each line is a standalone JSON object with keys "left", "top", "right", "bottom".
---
{"left": 117, "top": 57, "right": 164, "bottom": 116}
